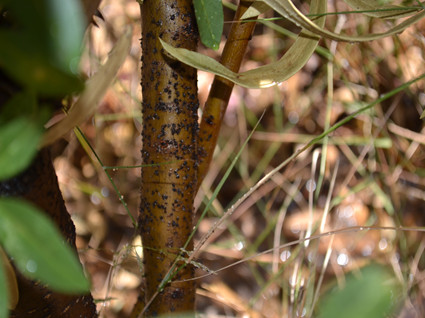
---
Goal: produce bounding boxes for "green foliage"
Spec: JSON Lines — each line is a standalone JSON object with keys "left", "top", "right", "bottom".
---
{"left": 0, "top": 92, "right": 49, "bottom": 181}
{"left": 193, "top": 0, "right": 223, "bottom": 50}
{"left": 317, "top": 264, "right": 401, "bottom": 318}
{"left": 0, "top": 198, "right": 90, "bottom": 293}
{"left": 0, "top": 0, "right": 89, "bottom": 312}
{"left": 0, "top": 0, "right": 84, "bottom": 96}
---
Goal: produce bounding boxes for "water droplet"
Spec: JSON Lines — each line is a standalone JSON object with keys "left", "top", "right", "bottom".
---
{"left": 361, "top": 244, "right": 373, "bottom": 256}
{"left": 340, "top": 206, "right": 354, "bottom": 218}
{"left": 378, "top": 238, "right": 388, "bottom": 250}
{"left": 297, "top": 307, "right": 307, "bottom": 317}
{"left": 90, "top": 193, "right": 101, "bottom": 205}
{"left": 234, "top": 241, "right": 244, "bottom": 251}
{"left": 337, "top": 252, "right": 349, "bottom": 266}
{"left": 280, "top": 250, "right": 291, "bottom": 262}
{"left": 306, "top": 179, "right": 316, "bottom": 192}
{"left": 288, "top": 111, "right": 299, "bottom": 124}
{"left": 26, "top": 260, "right": 37, "bottom": 273}
{"left": 101, "top": 187, "right": 109, "bottom": 197}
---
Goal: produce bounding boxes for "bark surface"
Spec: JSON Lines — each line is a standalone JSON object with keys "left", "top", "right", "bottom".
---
{"left": 140, "top": 0, "right": 199, "bottom": 315}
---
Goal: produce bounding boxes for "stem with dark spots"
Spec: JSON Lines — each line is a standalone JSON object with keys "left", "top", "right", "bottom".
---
{"left": 139, "top": 0, "right": 198, "bottom": 315}
{"left": 196, "top": 1, "right": 258, "bottom": 191}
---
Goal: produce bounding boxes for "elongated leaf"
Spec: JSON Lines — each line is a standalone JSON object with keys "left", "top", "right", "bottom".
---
{"left": 343, "top": 0, "right": 421, "bottom": 19}
{"left": 160, "top": 0, "right": 326, "bottom": 88}
{"left": 0, "top": 198, "right": 90, "bottom": 293}
{"left": 193, "top": 0, "right": 223, "bottom": 49}
{"left": 241, "top": 1, "right": 271, "bottom": 19}
{"left": 41, "top": 28, "right": 132, "bottom": 147}
{"left": 317, "top": 264, "right": 401, "bottom": 318}
{"left": 262, "top": 0, "right": 425, "bottom": 42}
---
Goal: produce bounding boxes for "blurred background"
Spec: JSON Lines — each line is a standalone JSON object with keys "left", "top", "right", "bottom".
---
{"left": 54, "top": 0, "right": 425, "bottom": 316}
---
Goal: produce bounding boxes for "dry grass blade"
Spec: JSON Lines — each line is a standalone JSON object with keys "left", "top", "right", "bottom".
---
{"left": 263, "top": 0, "right": 425, "bottom": 42}
{"left": 40, "top": 28, "right": 132, "bottom": 148}
{"left": 0, "top": 245, "right": 18, "bottom": 310}
{"left": 343, "top": 0, "right": 422, "bottom": 19}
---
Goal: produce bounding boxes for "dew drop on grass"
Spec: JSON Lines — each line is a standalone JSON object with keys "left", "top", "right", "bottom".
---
{"left": 90, "top": 193, "right": 101, "bottom": 205}
{"left": 297, "top": 307, "right": 307, "bottom": 317}
{"left": 337, "top": 252, "right": 349, "bottom": 266}
{"left": 26, "top": 259, "right": 37, "bottom": 273}
{"left": 101, "top": 187, "right": 109, "bottom": 197}
{"left": 306, "top": 179, "right": 316, "bottom": 192}
{"left": 378, "top": 238, "right": 388, "bottom": 250}
{"left": 234, "top": 241, "right": 244, "bottom": 251}
{"left": 288, "top": 111, "right": 299, "bottom": 124}
{"left": 280, "top": 250, "right": 291, "bottom": 262}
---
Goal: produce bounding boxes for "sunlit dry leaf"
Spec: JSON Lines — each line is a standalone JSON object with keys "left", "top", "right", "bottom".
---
{"left": 0, "top": 246, "right": 18, "bottom": 310}
{"left": 240, "top": 1, "right": 271, "bottom": 19}
{"left": 161, "top": 0, "right": 326, "bottom": 88}
{"left": 41, "top": 28, "right": 132, "bottom": 147}
{"left": 343, "top": 0, "right": 421, "bottom": 19}
{"left": 263, "top": 0, "right": 425, "bottom": 42}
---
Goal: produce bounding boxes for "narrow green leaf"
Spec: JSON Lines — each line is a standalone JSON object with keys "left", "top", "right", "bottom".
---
{"left": 193, "top": 0, "right": 223, "bottom": 50}
{"left": 0, "top": 198, "right": 90, "bottom": 293}
{"left": 317, "top": 264, "right": 401, "bottom": 318}
{"left": 0, "top": 258, "right": 9, "bottom": 318}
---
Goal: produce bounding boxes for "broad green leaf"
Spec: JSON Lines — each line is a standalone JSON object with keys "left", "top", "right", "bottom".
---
{"left": 262, "top": 0, "right": 425, "bottom": 42}
{"left": 43, "top": 0, "right": 85, "bottom": 73}
{"left": 0, "top": 118, "right": 41, "bottom": 180}
{"left": 160, "top": 0, "right": 326, "bottom": 88}
{"left": 41, "top": 28, "right": 132, "bottom": 147}
{"left": 0, "top": 113, "right": 40, "bottom": 180}
{"left": 0, "top": 198, "right": 90, "bottom": 293}
{"left": 0, "top": 0, "right": 84, "bottom": 73}
{"left": 193, "top": 0, "right": 223, "bottom": 50}
{"left": 317, "top": 264, "right": 401, "bottom": 318}
{"left": 0, "top": 31, "right": 83, "bottom": 97}
{"left": 0, "top": 0, "right": 85, "bottom": 96}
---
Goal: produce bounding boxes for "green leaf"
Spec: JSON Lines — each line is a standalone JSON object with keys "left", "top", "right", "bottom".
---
{"left": 0, "top": 0, "right": 85, "bottom": 96}
{"left": 0, "top": 258, "right": 9, "bottom": 318}
{"left": 0, "top": 92, "right": 50, "bottom": 181}
{"left": 317, "top": 264, "right": 401, "bottom": 318}
{"left": 0, "top": 198, "right": 90, "bottom": 293}
{"left": 193, "top": 0, "right": 223, "bottom": 50}
{"left": 0, "top": 31, "right": 83, "bottom": 97}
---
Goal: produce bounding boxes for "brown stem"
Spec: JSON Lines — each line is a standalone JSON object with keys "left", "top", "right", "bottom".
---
{"left": 196, "top": 1, "right": 258, "bottom": 190}
{"left": 139, "top": 0, "right": 198, "bottom": 315}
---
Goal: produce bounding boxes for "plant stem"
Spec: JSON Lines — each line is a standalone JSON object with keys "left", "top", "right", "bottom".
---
{"left": 196, "top": 1, "right": 258, "bottom": 190}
